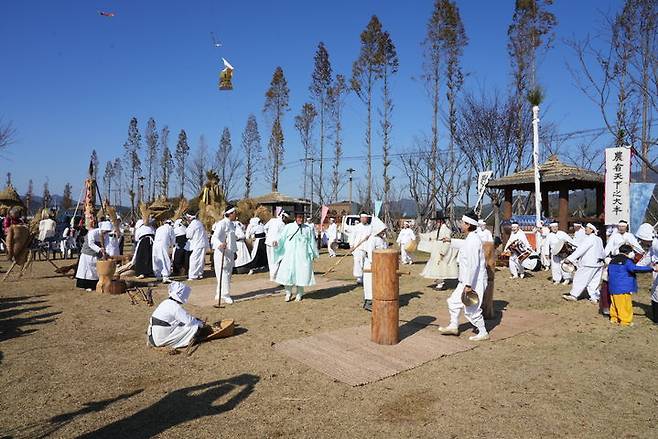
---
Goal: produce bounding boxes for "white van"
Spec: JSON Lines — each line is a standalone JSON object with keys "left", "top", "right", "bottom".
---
{"left": 338, "top": 214, "right": 362, "bottom": 248}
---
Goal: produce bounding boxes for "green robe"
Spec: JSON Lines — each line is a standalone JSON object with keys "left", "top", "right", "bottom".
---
{"left": 274, "top": 222, "right": 319, "bottom": 286}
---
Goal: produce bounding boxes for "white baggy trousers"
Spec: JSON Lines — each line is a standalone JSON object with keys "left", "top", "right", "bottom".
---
{"left": 214, "top": 249, "right": 235, "bottom": 299}
{"left": 447, "top": 283, "right": 487, "bottom": 333}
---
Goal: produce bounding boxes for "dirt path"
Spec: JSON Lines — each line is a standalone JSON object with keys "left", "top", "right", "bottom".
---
{"left": 0, "top": 251, "right": 656, "bottom": 438}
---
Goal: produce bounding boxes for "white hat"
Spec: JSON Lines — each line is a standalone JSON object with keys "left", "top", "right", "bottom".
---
{"left": 636, "top": 223, "right": 655, "bottom": 241}
{"left": 99, "top": 221, "right": 113, "bottom": 232}
{"left": 168, "top": 281, "right": 192, "bottom": 304}
{"left": 586, "top": 223, "right": 598, "bottom": 234}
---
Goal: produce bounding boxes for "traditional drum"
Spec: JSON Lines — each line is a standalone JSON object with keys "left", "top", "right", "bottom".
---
{"left": 561, "top": 259, "right": 576, "bottom": 274}
{"left": 554, "top": 240, "right": 576, "bottom": 258}
{"left": 508, "top": 239, "right": 532, "bottom": 261}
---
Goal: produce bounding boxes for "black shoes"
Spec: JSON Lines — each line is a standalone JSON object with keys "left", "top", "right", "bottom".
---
{"left": 363, "top": 300, "right": 372, "bottom": 312}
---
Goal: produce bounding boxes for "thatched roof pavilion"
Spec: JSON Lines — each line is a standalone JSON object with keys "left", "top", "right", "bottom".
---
{"left": 487, "top": 155, "right": 604, "bottom": 231}
{"left": 251, "top": 191, "right": 310, "bottom": 216}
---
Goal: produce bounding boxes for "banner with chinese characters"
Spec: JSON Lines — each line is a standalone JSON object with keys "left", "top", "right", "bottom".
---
{"left": 604, "top": 147, "right": 631, "bottom": 225}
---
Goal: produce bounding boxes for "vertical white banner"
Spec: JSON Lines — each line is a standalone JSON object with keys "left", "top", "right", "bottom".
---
{"left": 605, "top": 147, "right": 631, "bottom": 224}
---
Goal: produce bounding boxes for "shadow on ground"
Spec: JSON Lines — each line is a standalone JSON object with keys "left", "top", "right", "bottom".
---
{"left": 0, "top": 295, "right": 60, "bottom": 344}
{"left": 78, "top": 374, "right": 260, "bottom": 438}
{"left": 0, "top": 389, "right": 143, "bottom": 439}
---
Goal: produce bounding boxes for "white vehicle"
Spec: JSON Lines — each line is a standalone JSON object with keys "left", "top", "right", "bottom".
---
{"left": 338, "top": 214, "right": 362, "bottom": 249}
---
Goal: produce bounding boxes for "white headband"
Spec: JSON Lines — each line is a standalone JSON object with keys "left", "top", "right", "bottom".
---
{"left": 586, "top": 223, "right": 598, "bottom": 233}
{"left": 478, "top": 220, "right": 486, "bottom": 226}
{"left": 550, "top": 222, "right": 559, "bottom": 227}
{"left": 462, "top": 215, "right": 478, "bottom": 226}
{"left": 224, "top": 207, "right": 236, "bottom": 215}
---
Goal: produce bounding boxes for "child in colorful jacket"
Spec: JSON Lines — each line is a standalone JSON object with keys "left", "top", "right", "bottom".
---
{"left": 607, "top": 244, "right": 656, "bottom": 326}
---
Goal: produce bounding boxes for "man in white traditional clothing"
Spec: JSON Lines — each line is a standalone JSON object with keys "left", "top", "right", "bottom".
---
{"left": 438, "top": 211, "right": 489, "bottom": 341}
{"left": 350, "top": 212, "right": 372, "bottom": 284}
{"left": 132, "top": 218, "right": 156, "bottom": 278}
{"left": 562, "top": 223, "right": 605, "bottom": 302}
{"left": 264, "top": 210, "right": 288, "bottom": 281}
{"left": 172, "top": 219, "right": 191, "bottom": 276}
{"left": 186, "top": 211, "right": 209, "bottom": 280}
{"left": 546, "top": 221, "right": 576, "bottom": 285}
{"left": 152, "top": 219, "right": 175, "bottom": 283}
{"left": 604, "top": 220, "right": 644, "bottom": 257}
{"left": 326, "top": 218, "right": 338, "bottom": 258}
{"left": 147, "top": 281, "right": 204, "bottom": 349}
{"left": 105, "top": 221, "right": 121, "bottom": 258}
{"left": 476, "top": 220, "right": 494, "bottom": 243}
{"left": 503, "top": 221, "right": 530, "bottom": 279}
{"left": 421, "top": 211, "right": 458, "bottom": 290}
{"left": 75, "top": 220, "right": 112, "bottom": 291}
{"left": 246, "top": 216, "right": 268, "bottom": 273}
{"left": 233, "top": 218, "right": 251, "bottom": 272}
{"left": 362, "top": 216, "right": 388, "bottom": 311}
{"left": 573, "top": 222, "right": 586, "bottom": 246}
{"left": 60, "top": 219, "right": 78, "bottom": 259}
{"left": 396, "top": 221, "right": 416, "bottom": 265}
{"left": 274, "top": 209, "right": 319, "bottom": 302}
{"left": 38, "top": 211, "right": 57, "bottom": 242}
{"left": 211, "top": 205, "right": 238, "bottom": 305}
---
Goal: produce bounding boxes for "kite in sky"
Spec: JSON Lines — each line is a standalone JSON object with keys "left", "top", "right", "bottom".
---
{"left": 98, "top": 11, "right": 115, "bottom": 17}
{"left": 210, "top": 32, "right": 222, "bottom": 48}
{"left": 218, "top": 58, "right": 234, "bottom": 91}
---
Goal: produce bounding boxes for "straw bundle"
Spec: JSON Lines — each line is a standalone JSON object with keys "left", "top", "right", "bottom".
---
{"left": 173, "top": 198, "right": 189, "bottom": 221}
{"left": 236, "top": 198, "right": 260, "bottom": 224}
{"left": 139, "top": 202, "right": 151, "bottom": 225}
{"left": 254, "top": 205, "right": 272, "bottom": 223}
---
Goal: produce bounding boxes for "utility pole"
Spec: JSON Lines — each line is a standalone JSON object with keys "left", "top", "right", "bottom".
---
{"left": 347, "top": 167, "right": 355, "bottom": 213}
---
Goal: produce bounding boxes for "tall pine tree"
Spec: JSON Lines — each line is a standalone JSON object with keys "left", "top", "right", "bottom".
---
{"left": 175, "top": 129, "right": 190, "bottom": 198}
{"left": 241, "top": 115, "right": 261, "bottom": 199}
{"left": 123, "top": 117, "right": 142, "bottom": 218}
{"left": 263, "top": 67, "right": 290, "bottom": 192}
{"left": 310, "top": 42, "right": 332, "bottom": 204}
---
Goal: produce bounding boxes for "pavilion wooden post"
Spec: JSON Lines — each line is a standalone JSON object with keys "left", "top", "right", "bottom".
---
{"left": 371, "top": 249, "right": 400, "bottom": 345}
{"left": 595, "top": 185, "right": 604, "bottom": 220}
{"left": 503, "top": 188, "right": 513, "bottom": 220}
{"left": 558, "top": 185, "right": 569, "bottom": 231}
{"left": 481, "top": 242, "right": 496, "bottom": 320}
{"left": 541, "top": 189, "right": 549, "bottom": 218}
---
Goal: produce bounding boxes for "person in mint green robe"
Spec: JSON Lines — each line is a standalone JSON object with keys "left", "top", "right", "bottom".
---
{"left": 274, "top": 211, "right": 319, "bottom": 302}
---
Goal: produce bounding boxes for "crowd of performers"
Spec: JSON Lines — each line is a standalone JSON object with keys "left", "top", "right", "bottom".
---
{"left": 501, "top": 218, "right": 658, "bottom": 327}
{"left": 6, "top": 202, "right": 657, "bottom": 350}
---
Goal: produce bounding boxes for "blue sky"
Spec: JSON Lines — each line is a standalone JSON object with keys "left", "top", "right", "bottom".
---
{"left": 0, "top": 0, "right": 622, "bottom": 203}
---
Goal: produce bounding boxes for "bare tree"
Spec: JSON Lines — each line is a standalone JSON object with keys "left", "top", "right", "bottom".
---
{"left": 241, "top": 115, "right": 261, "bottom": 199}
{"left": 457, "top": 89, "right": 530, "bottom": 235}
{"left": 144, "top": 117, "right": 159, "bottom": 201}
{"left": 123, "top": 117, "right": 142, "bottom": 218}
{"left": 103, "top": 161, "right": 114, "bottom": 201}
{"left": 159, "top": 126, "right": 173, "bottom": 198}
{"left": 329, "top": 74, "right": 349, "bottom": 202}
{"left": 567, "top": 0, "right": 657, "bottom": 178}
{"left": 351, "top": 15, "right": 386, "bottom": 209}
{"left": 215, "top": 127, "right": 242, "bottom": 199}
{"left": 188, "top": 135, "right": 209, "bottom": 198}
{"left": 25, "top": 179, "right": 33, "bottom": 215}
{"left": 112, "top": 158, "right": 123, "bottom": 207}
{"left": 295, "top": 103, "right": 318, "bottom": 204}
{"left": 266, "top": 119, "right": 284, "bottom": 192}
{"left": 0, "top": 117, "right": 17, "bottom": 155}
{"left": 90, "top": 149, "right": 99, "bottom": 180}
{"left": 399, "top": 138, "right": 437, "bottom": 231}
{"left": 508, "top": 0, "right": 556, "bottom": 171}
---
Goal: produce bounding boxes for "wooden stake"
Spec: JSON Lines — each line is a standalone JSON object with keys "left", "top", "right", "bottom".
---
{"left": 482, "top": 242, "right": 496, "bottom": 320}
{"left": 371, "top": 249, "right": 401, "bottom": 345}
